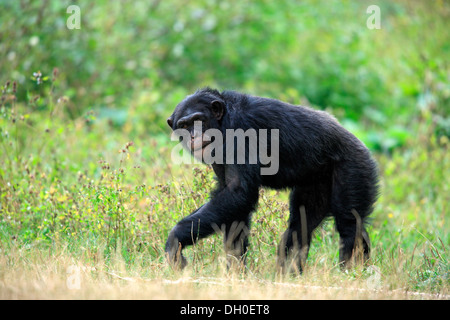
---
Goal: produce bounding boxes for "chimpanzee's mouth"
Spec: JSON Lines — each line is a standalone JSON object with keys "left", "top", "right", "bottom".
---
{"left": 190, "top": 137, "right": 212, "bottom": 152}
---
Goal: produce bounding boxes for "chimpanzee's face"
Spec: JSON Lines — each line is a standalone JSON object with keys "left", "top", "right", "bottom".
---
{"left": 167, "top": 92, "right": 224, "bottom": 153}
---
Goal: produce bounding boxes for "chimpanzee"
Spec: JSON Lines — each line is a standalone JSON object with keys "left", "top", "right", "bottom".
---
{"left": 165, "top": 87, "right": 378, "bottom": 272}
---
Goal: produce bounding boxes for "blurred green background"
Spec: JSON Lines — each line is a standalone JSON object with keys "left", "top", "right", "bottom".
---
{"left": 0, "top": 0, "right": 449, "bottom": 294}
{"left": 1, "top": 0, "right": 449, "bottom": 151}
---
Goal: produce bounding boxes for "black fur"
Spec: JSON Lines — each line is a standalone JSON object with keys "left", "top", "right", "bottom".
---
{"left": 165, "top": 88, "right": 379, "bottom": 271}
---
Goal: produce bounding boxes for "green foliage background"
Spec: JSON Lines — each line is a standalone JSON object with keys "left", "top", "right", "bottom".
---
{"left": 2, "top": 0, "right": 449, "bottom": 147}
{"left": 0, "top": 0, "right": 448, "bottom": 296}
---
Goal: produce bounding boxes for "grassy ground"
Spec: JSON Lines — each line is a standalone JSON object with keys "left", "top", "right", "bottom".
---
{"left": 2, "top": 251, "right": 446, "bottom": 300}
{"left": 0, "top": 94, "right": 448, "bottom": 300}
{"left": 0, "top": 0, "right": 449, "bottom": 300}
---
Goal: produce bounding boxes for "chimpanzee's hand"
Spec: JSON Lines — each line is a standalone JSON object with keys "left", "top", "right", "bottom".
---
{"left": 165, "top": 232, "right": 187, "bottom": 270}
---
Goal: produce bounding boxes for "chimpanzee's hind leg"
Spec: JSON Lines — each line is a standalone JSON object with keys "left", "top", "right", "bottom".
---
{"left": 277, "top": 184, "right": 330, "bottom": 273}
{"left": 331, "top": 161, "right": 377, "bottom": 268}
{"left": 223, "top": 218, "right": 251, "bottom": 270}
{"left": 334, "top": 210, "right": 371, "bottom": 268}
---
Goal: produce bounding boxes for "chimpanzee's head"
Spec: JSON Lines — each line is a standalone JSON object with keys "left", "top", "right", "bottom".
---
{"left": 167, "top": 88, "right": 225, "bottom": 153}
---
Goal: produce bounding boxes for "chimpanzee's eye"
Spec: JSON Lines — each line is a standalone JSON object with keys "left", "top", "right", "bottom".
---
{"left": 177, "top": 121, "right": 188, "bottom": 129}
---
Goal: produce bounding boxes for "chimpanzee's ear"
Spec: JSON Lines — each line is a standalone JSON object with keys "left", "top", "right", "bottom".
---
{"left": 211, "top": 100, "right": 225, "bottom": 120}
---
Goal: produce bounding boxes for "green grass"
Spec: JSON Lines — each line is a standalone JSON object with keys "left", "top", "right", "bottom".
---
{"left": 0, "top": 0, "right": 449, "bottom": 299}
{"left": 0, "top": 81, "right": 448, "bottom": 299}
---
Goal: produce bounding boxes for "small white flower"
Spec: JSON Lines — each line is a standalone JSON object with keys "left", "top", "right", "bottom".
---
{"left": 29, "top": 36, "right": 39, "bottom": 46}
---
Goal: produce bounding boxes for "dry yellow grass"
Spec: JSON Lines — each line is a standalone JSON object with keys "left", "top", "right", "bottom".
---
{"left": 1, "top": 250, "right": 447, "bottom": 300}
